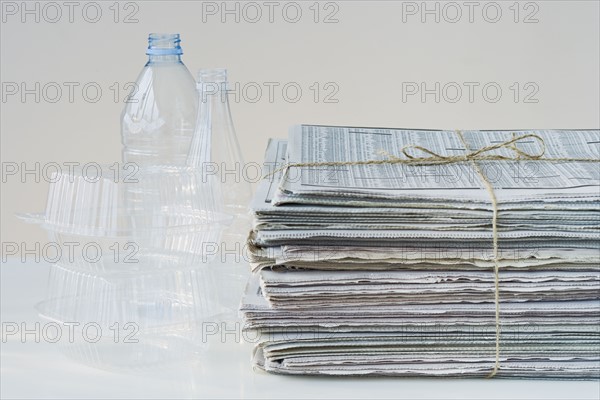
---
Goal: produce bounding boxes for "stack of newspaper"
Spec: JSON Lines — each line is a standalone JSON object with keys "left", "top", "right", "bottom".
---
{"left": 242, "top": 125, "right": 600, "bottom": 378}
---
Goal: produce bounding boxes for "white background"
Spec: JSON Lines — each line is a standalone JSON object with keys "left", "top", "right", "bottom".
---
{"left": 1, "top": 0, "right": 599, "bottom": 245}
{"left": 1, "top": 1, "right": 599, "bottom": 398}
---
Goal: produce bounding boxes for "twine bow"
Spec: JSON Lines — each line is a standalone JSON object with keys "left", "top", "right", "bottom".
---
{"left": 397, "top": 132, "right": 546, "bottom": 162}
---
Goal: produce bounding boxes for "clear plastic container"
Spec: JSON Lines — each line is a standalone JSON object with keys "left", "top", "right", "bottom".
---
{"left": 121, "top": 33, "right": 198, "bottom": 166}
{"left": 18, "top": 165, "right": 230, "bottom": 269}
{"left": 21, "top": 162, "right": 234, "bottom": 368}
{"left": 37, "top": 263, "right": 223, "bottom": 369}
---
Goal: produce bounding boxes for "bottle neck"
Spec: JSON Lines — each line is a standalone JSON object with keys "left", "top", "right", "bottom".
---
{"left": 147, "top": 54, "right": 182, "bottom": 64}
{"left": 146, "top": 33, "right": 183, "bottom": 64}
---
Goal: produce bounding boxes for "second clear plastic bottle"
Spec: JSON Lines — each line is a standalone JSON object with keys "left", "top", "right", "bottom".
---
{"left": 187, "top": 69, "right": 253, "bottom": 318}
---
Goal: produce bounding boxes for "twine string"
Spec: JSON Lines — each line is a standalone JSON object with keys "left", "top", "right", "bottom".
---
{"left": 455, "top": 131, "right": 502, "bottom": 378}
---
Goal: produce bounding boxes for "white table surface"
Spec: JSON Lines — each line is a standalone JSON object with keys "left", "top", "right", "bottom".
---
{"left": 1, "top": 261, "right": 599, "bottom": 400}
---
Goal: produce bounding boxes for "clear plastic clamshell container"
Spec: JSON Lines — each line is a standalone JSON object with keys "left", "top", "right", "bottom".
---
{"left": 20, "top": 164, "right": 237, "bottom": 368}
{"left": 37, "top": 262, "right": 224, "bottom": 369}
{"left": 19, "top": 165, "right": 231, "bottom": 269}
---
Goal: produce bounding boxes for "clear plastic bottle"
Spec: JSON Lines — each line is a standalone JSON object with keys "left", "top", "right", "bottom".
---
{"left": 121, "top": 33, "right": 198, "bottom": 166}
{"left": 187, "top": 69, "right": 253, "bottom": 319}
{"left": 188, "top": 68, "right": 252, "bottom": 226}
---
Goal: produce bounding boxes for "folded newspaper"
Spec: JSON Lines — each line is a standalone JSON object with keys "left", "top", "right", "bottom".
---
{"left": 241, "top": 125, "right": 600, "bottom": 379}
